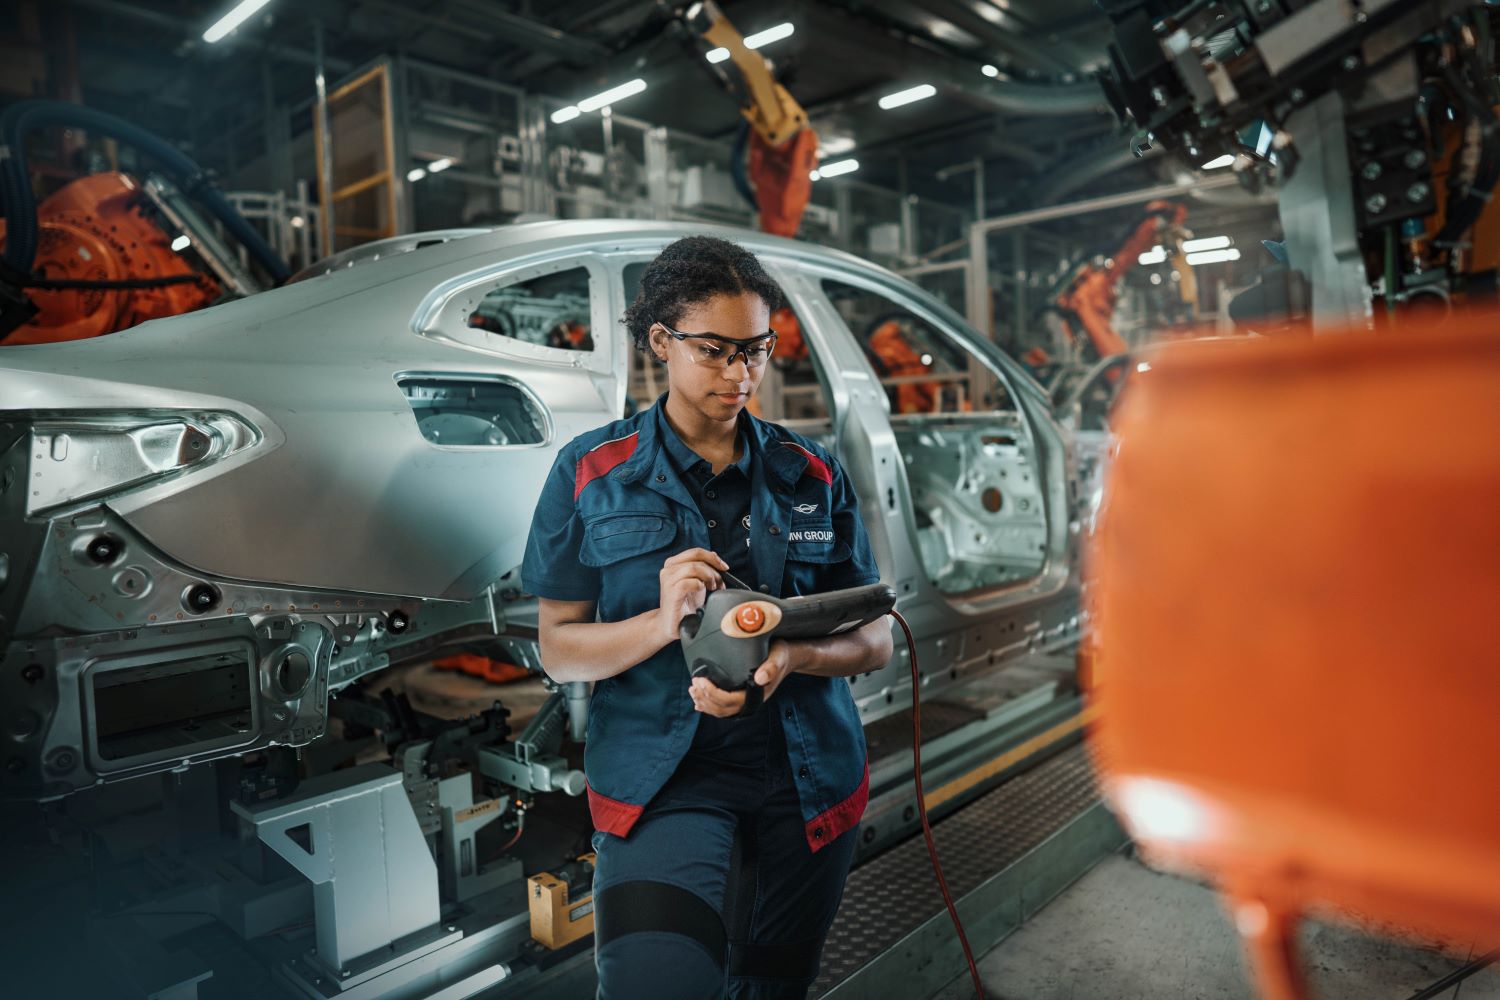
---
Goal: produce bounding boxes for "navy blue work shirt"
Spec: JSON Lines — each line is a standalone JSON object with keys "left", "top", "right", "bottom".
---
{"left": 521, "top": 394, "right": 882, "bottom": 852}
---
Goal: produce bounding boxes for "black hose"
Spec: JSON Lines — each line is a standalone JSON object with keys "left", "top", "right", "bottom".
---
{"left": 26, "top": 274, "right": 205, "bottom": 290}
{"left": 1404, "top": 948, "right": 1499, "bottom": 1000}
{"left": 1433, "top": 49, "right": 1500, "bottom": 251}
{"left": 729, "top": 120, "right": 758, "bottom": 212}
{"left": 0, "top": 100, "right": 290, "bottom": 283}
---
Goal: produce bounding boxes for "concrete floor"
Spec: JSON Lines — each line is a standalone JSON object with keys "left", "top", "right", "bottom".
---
{"left": 931, "top": 854, "right": 1500, "bottom": 1000}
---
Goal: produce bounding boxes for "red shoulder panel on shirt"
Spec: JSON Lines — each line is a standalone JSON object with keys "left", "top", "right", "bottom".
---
{"left": 782, "top": 442, "right": 833, "bottom": 485}
{"left": 574, "top": 432, "right": 639, "bottom": 501}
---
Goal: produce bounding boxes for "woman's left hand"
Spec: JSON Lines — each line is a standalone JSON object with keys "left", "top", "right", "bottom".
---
{"left": 689, "top": 639, "right": 798, "bottom": 717}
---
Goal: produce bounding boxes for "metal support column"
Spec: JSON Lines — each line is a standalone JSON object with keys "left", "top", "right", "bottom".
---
{"left": 644, "top": 127, "right": 671, "bottom": 221}
{"left": 973, "top": 156, "right": 985, "bottom": 223}
{"left": 312, "top": 20, "right": 335, "bottom": 258}
{"left": 518, "top": 97, "right": 552, "bottom": 217}
{"left": 1012, "top": 230, "right": 1026, "bottom": 349}
{"left": 1279, "top": 91, "right": 1373, "bottom": 331}
{"left": 900, "top": 195, "right": 917, "bottom": 263}
{"left": 834, "top": 184, "right": 854, "bottom": 253}
{"left": 966, "top": 221, "right": 991, "bottom": 338}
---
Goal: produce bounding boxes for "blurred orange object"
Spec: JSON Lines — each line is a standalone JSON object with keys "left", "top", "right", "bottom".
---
{"left": 0, "top": 172, "right": 216, "bottom": 344}
{"left": 433, "top": 653, "right": 530, "bottom": 684}
{"left": 1087, "top": 322, "right": 1500, "bottom": 1000}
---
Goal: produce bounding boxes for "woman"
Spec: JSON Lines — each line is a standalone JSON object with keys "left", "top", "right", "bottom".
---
{"left": 522, "top": 235, "right": 892, "bottom": 999}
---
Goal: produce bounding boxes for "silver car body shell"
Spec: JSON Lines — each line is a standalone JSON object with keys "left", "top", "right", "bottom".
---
{"left": 0, "top": 220, "right": 1083, "bottom": 799}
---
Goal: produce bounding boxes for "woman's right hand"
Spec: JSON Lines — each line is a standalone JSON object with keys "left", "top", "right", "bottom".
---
{"left": 657, "top": 548, "right": 729, "bottom": 644}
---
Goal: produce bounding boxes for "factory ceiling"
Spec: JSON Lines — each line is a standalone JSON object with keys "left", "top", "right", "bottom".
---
{"left": 43, "top": 0, "right": 1173, "bottom": 218}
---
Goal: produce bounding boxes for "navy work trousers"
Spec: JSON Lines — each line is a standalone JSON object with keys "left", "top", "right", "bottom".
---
{"left": 590, "top": 717, "right": 858, "bottom": 999}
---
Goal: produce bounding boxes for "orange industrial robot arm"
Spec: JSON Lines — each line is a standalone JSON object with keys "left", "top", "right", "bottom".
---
{"left": 684, "top": 1, "right": 817, "bottom": 237}
{"left": 1056, "top": 200, "right": 1190, "bottom": 360}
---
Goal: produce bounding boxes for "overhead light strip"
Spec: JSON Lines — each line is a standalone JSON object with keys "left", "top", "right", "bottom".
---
{"left": 1182, "top": 235, "right": 1231, "bottom": 252}
{"left": 879, "top": 84, "right": 936, "bottom": 110}
{"left": 743, "top": 22, "right": 795, "bottom": 48}
{"left": 1186, "top": 248, "right": 1241, "bottom": 265}
{"left": 577, "top": 78, "right": 647, "bottom": 113}
{"left": 203, "top": 0, "right": 273, "bottom": 43}
{"left": 707, "top": 21, "right": 795, "bottom": 63}
{"left": 812, "top": 158, "right": 859, "bottom": 181}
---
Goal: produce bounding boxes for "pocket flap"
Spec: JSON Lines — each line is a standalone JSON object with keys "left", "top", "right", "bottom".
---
{"left": 580, "top": 513, "right": 676, "bottom": 567}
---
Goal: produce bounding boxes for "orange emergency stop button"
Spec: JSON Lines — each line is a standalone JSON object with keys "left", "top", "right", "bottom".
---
{"left": 734, "top": 604, "right": 765, "bottom": 632}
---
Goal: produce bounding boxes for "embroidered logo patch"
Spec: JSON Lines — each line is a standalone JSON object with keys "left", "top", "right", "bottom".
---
{"left": 792, "top": 503, "right": 820, "bottom": 514}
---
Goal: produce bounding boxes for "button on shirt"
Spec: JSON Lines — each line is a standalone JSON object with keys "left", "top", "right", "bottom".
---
{"left": 657, "top": 414, "right": 771, "bottom": 757}
{"left": 658, "top": 418, "right": 754, "bottom": 584}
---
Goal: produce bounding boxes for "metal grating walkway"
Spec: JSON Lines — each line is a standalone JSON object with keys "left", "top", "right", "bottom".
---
{"left": 812, "top": 743, "right": 1101, "bottom": 996}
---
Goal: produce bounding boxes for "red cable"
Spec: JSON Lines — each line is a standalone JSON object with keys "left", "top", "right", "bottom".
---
{"left": 500, "top": 808, "right": 525, "bottom": 852}
{"left": 891, "top": 609, "right": 985, "bottom": 1000}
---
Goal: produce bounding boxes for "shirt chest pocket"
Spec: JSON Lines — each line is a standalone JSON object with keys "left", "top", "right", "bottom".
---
{"left": 783, "top": 520, "right": 850, "bottom": 596}
{"left": 786, "top": 518, "right": 849, "bottom": 563}
{"left": 580, "top": 512, "right": 679, "bottom": 568}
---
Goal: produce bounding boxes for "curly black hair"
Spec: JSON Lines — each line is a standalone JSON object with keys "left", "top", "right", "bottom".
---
{"left": 623, "top": 235, "right": 784, "bottom": 354}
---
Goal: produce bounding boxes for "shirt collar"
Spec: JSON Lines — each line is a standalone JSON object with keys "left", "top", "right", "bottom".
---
{"left": 654, "top": 396, "right": 752, "bottom": 480}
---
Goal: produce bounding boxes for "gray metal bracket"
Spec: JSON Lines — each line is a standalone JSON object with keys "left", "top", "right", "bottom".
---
{"left": 231, "top": 762, "right": 441, "bottom": 975}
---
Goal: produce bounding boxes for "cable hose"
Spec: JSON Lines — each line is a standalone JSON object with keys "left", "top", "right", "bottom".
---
{"left": 0, "top": 100, "right": 291, "bottom": 283}
{"left": 729, "top": 120, "right": 759, "bottom": 212}
{"left": 26, "top": 274, "right": 205, "bottom": 290}
{"left": 890, "top": 608, "right": 985, "bottom": 999}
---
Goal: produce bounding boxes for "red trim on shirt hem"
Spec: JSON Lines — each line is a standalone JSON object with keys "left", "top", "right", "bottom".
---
{"left": 574, "top": 432, "right": 640, "bottom": 500}
{"left": 804, "top": 763, "right": 869, "bottom": 852}
{"left": 782, "top": 442, "right": 832, "bottom": 485}
{"left": 586, "top": 781, "right": 645, "bottom": 837}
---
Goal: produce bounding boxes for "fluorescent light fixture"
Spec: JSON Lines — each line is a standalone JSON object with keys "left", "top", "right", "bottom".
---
{"left": 981, "top": 64, "right": 999, "bottom": 77}
{"left": 1183, "top": 235, "right": 1231, "bottom": 253}
{"left": 428, "top": 157, "right": 454, "bottom": 174}
{"left": 818, "top": 136, "right": 856, "bottom": 157}
{"left": 202, "top": 0, "right": 273, "bottom": 43}
{"left": 705, "top": 23, "right": 792, "bottom": 63}
{"left": 1137, "top": 246, "right": 1167, "bottom": 265}
{"left": 170, "top": 235, "right": 191, "bottom": 252}
{"left": 577, "top": 78, "right": 646, "bottom": 113}
{"left": 879, "top": 84, "right": 936, "bottom": 110}
{"left": 744, "top": 22, "right": 795, "bottom": 48}
{"left": 1186, "top": 248, "right": 1242, "bottom": 266}
{"left": 815, "top": 158, "right": 858, "bottom": 179}
{"left": 1202, "top": 153, "right": 1236, "bottom": 170}
{"left": 551, "top": 106, "right": 581, "bottom": 124}
{"left": 407, "top": 167, "right": 427, "bottom": 183}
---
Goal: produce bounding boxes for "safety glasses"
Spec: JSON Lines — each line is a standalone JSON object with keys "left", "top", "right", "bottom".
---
{"left": 653, "top": 320, "right": 778, "bottom": 369}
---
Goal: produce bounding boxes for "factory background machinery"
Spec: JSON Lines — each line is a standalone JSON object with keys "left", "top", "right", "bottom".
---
{"left": 2, "top": 2, "right": 1498, "bottom": 999}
